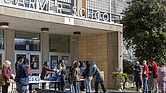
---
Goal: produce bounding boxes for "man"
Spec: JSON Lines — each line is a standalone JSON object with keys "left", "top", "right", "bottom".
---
{"left": 134, "top": 61, "right": 142, "bottom": 92}
{"left": 15, "top": 59, "right": 29, "bottom": 93}
{"left": 59, "top": 60, "right": 66, "bottom": 91}
{"left": 142, "top": 60, "right": 149, "bottom": 93}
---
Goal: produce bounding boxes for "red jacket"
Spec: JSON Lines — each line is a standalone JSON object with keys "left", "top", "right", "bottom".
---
{"left": 2, "top": 66, "right": 13, "bottom": 86}
{"left": 142, "top": 65, "right": 149, "bottom": 78}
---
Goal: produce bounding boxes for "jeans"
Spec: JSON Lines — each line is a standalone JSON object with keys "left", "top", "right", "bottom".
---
{"left": 73, "top": 81, "right": 80, "bottom": 93}
{"left": 85, "top": 77, "right": 92, "bottom": 92}
{"left": 2, "top": 85, "right": 8, "bottom": 93}
{"left": 16, "top": 82, "right": 27, "bottom": 93}
{"left": 70, "top": 83, "right": 75, "bottom": 92}
{"left": 143, "top": 77, "right": 148, "bottom": 93}
{"left": 60, "top": 73, "right": 66, "bottom": 91}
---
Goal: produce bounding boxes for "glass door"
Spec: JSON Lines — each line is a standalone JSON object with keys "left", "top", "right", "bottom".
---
{"left": 0, "top": 50, "right": 5, "bottom": 73}
{"left": 49, "top": 52, "right": 71, "bottom": 67}
{"left": 15, "top": 51, "right": 41, "bottom": 74}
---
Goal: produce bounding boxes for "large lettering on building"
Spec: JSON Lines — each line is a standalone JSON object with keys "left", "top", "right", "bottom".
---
{"left": 2, "top": 0, "right": 109, "bottom": 22}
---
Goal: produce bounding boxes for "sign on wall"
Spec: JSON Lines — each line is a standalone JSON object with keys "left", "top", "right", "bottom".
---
{"left": 1, "top": 0, "right": 110, "bottom": 22}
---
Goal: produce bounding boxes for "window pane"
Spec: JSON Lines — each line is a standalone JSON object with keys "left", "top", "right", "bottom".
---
{"left": 0, "top": 29, "right": 4, "bottom": 49}
{"left": 15, "top": 31, "right": 40, "bottom": 51}
{"left": 49, "top": 35, "right": 70, "bottom": 53}
{"left": 0, "top": 54, "right": 2, "bottom": 69}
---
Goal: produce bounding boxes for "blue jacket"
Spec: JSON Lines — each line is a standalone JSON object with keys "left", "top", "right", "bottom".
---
{"left": 93, "top": 66, "right": 104, "bottom": 82}
{"left": 15, "top": 63, "right": 29, "bottom": 82}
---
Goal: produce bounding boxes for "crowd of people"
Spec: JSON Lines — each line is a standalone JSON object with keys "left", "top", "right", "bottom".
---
{"left": 47, "top": 60, "right": 106, "bottom": 93}
{"left": 134, "top": 59, "right": 166, "bottom": 93}
{"left": 1, "top": 57, "right": 106, "bottom": 93}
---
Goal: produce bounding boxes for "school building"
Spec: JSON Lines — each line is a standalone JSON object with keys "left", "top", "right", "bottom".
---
{"left": 0, "top": 0, "right": 124, "bottom": 88}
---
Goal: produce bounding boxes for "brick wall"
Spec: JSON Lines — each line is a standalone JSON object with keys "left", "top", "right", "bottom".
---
{"left": 77, "top": 33, "right": 108, "bottom": 87}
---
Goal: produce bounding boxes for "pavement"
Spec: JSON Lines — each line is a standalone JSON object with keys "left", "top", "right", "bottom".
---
{"left": 5, "top": 82, "right": 140, "bottom": 93}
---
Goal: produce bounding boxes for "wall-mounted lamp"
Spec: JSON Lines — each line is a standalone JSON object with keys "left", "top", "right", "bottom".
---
{"left": 41, "top": 27, "right": 49, "bottom": 32}
{"left": 0, "top": 22, "right": 9, "bottom": 28}
{"left": 73, "top": 31, "right": 81, "bottom": 36}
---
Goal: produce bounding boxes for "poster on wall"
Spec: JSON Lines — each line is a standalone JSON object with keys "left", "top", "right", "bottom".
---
{"left": 30, "top": 55, "right": 39, "bottom": 69}
{"left": 62, "top": 56, "right": 70, "bottom": 66}
{"left": 51, "top": 60, "right": 58, "bottom": 69}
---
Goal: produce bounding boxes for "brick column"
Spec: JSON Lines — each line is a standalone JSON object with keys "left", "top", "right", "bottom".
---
{"left": 41, "top": 32, "right": 49, "bottom": 63}
{"left": 4, "top": 29, "right": 15, "bottom": 73}
{"left": 107, "top": 31, "right": 123, "bottom": 89}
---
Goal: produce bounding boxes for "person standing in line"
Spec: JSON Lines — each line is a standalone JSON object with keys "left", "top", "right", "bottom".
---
{"left": 133, "top": 61, "right": 142, "bottom": 92}
{"left": 157, "top": 62, "right": 166, "bottom": 93}
{"left": 2, "top": 60, "right": 13, "bottom": 93}
{"left": 15, "top": 59, "right": 29, "bottom": 93}
{"left": 142, "top": 60, "right": 149, "bottom": 93}
{"left": 59, "top": 60, "right": 66, "bottom": 91}
{"left": 93, "top": 63, "right": 106, "bottom": 93}
{"left": 40, "top": 61, "right": 55, "bottom": 89}
{"left": 150, "top": 59, "right": 159, "bottom": 93}
{"left": 79, "top": 61, "right": 86, "bottom": 91}
{"left": 15, "top": 56, "right": 24, "bottom": 73}
{"left": 84, "top": 61, "right": 93, "bottom": 93}
{"left": 71, "top": 61, "right": 81, "bottom": 93}
{"left": 148, "top": 62, "right": 154, "bottom": 93}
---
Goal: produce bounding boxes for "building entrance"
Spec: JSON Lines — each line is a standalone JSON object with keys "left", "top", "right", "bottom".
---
{"left": 15, "top": 51, "right": 41, "bottom": 74}
{"left": 49, "top": 52, "right": 70, "bottom": 69}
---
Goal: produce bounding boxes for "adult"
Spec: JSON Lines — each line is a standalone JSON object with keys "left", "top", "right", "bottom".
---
{"left": 157, "top": 62, "right": 166, "bottom": 93}
{"left": 15, "top": 59, "right": 29, "bottom": 93}
{"left": 79, "top": 61, "right": 86, "bottom": 91}
{"left": 142, "top": 60, "right": 149, "bottom": 93}
{"left": 40, "top": 61, "right": 55, "bottom": 89}
{"left": 133, "top": 61, "right": 142, "bottom": 92}
{"left": 150, "top": 59, "right": 159, "bottom": 92}
{"left": 84, "top": 61, "right": 93, "bottom": 93}
{"left": 59, "top": 60, "right": 66, "bottom": 91}
{"left": 2, "top": 60, "right": 13, "bottom": 93}
{"left": 93, "top": 63, "right": 106, "bottom": 93}
{"left": 71, "top": 61, "right": 81, "bottom": 93}
{"left": 15, "top": 56, "right": 24, "bottom": 73}
{"left": 148, "top": 62, "right": 153, "bottom": 92}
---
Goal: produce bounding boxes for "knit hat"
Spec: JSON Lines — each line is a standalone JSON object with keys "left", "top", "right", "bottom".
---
{"left": 136, "top": 61, "right": 139, "bottom": 64}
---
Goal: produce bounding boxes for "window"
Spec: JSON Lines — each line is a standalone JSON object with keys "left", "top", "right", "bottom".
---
{"left": 49, "top": 35, "right": 70, "bottom": 53}
{"left": 15, "top": 31, "right": 40, "bottom": 51}
{"left": 0, "top": 29, "right": 4, "bottom": 49}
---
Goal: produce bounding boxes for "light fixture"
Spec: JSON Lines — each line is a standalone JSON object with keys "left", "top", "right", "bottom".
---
{"left": 41, "top": 27, "right": 49, "bottom": 32}
{"left": 0, "top": 22, "right": 9, "bottom": 28}
{"left": 73, "top": 31, "right": 81, "bottom": 36}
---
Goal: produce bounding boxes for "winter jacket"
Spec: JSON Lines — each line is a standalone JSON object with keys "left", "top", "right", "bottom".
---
{"left": 142, "top": 65, "right": 149, "bottom": 78}
{"left": 2, "top": 66, "right": 13, "bottom": 86}
{"left": 134, "top": 65, "right": 142, "bottom": 81}
{"left": 158, "top": 66, "right": 166, "bottom": 82}
{"left": 93, "top": 66, "right": 104, "bottom": 82}
{"left": 72, "top": 67, "right": 80, "bottom": 82}
{"left": 15, "top": 63, "right": 29, "bottom": 82}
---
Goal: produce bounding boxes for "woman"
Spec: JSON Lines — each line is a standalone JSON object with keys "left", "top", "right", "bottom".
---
{"left": 150, "top": 60, "right": 159, "bottom": 92}
{"left": 84, "top": 61, "right": 93, "bottom": 93}
{"left": 2, "top": 60, "right": 13, "bottom": 93}
{"left": 133, "top": 61, "right": 142, "bottom": 92}
{"left": 72, "top": 61, "right": 81, "bottom": 93}
{"left": 93, "top": 63, "right": 106, "bottom": 93}
{"left": 40, "top": 61, "right": 55, "bottom": 89}
{"left": 157, "top": 62, "right": 166, "bottom": 93}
